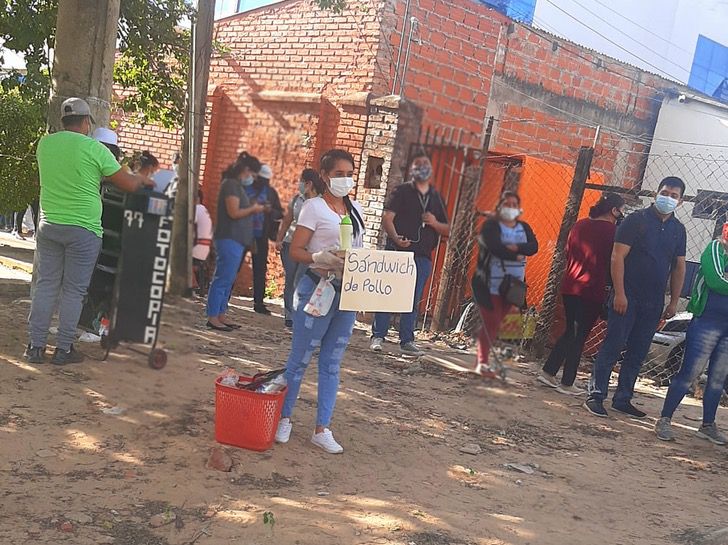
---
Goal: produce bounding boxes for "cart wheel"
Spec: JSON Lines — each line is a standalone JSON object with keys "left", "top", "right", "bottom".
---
{"left": 148, "top": 348, "right": 167, "bottom": 370}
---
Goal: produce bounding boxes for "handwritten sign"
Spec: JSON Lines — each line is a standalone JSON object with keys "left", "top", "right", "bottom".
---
{"left": 339, "top": 249, "right": 417, "bottom": 312}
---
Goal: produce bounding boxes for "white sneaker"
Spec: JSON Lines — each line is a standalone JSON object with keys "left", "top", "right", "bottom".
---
{"left": 556, "top": 384, "right": 584, "bottom": 396}
{"left": 275, "top": 418, "right": 292, "bottom": 444}
{"left": 311, "top": 428, "right": 343, "bottom": 454}
{"left": 537, "top": 371, "right": 559, "bottom": 388}
{"left": 370, "top": 337, "right": 383, "bottom": 352}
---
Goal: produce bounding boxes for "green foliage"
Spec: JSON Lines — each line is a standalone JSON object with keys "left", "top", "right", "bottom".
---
{"left": 115, "top": 0, "right": 193, "bottom": 128}
{"left": 0, "top": 90, "right": 44, "bottom": 212}
{"left": 0, "top": 0, "right": 345, "bottom": 129}
{"left": 262, "top": 510, "right": 276, "bottom": 534}
{"left": 0, "top": 0, "right": 192, "bottom": 127}
{"left": 0, "top": 0, "right": 56, "bottom": 103}
{"left": 314, "top": 0, "right": 347, "bottom": 12}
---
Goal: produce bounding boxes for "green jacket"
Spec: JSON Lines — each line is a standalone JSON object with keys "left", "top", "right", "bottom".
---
{"left": 687, "top": 240, "right": 728, "bottom": 317}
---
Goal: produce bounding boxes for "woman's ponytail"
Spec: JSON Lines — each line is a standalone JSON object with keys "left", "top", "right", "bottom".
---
{"left": 343, "top": 195, "right": 364, "bottom": 239}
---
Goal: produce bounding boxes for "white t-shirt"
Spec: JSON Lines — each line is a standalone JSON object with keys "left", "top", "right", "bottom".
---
{"left": 193, "top": 203, "right": 214, "bottom": 260}
{"left": 296, "top": 196, "right": 364, "bottom": 253}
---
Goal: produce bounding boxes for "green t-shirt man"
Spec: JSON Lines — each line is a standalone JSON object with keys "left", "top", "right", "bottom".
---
{"left": 36, "top": 131, "right": 122, "bottom": 237}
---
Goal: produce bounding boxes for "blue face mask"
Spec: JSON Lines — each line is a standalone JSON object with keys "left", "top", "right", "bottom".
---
{"left": 241, "top": 175, "right": 254, "bottom": 187}
{"left": 298, "top": 181, "right": 306, "bottom": 195}
{"left": 655, "top": 194, "right": 678, "bottom": 214}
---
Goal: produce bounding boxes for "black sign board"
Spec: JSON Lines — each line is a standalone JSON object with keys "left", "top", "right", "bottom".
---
{"left": 112, "top": 210, "right": 172, "bottom": 346}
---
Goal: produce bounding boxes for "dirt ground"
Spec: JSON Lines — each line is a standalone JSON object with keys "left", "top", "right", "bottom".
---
{"left": 1, "top": 258, "right": 728, "bottom": 545}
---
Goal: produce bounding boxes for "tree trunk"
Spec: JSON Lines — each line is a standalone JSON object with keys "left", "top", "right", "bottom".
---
{"left": 168, "top": 0, "right": 216, "bottom": 297}
{"left": 48, "top": 0, "right": 121, "bottom": 132}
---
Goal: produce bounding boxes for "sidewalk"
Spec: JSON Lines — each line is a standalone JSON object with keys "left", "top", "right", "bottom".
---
{"left": 0, "top": 231, "right": 35, "bottom": 274}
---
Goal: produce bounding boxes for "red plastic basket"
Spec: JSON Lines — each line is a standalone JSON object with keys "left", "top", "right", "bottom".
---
{"left": 214, "top": 375, "right": 287, "bottom": 452}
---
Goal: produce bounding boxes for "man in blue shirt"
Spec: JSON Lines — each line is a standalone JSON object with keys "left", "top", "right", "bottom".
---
{"left": 585, "top": 177, "right": 687, "bottom": 418}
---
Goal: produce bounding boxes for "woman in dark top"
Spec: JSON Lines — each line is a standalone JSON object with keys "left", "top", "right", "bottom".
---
{"left": 206, "top": 152, "right": 264, "bottom": 331}
{"left": 539, "top": 192, "right": 625, "bottom": 394}
{"left": 472, "top": 191, "right": 538, "bottom": 377}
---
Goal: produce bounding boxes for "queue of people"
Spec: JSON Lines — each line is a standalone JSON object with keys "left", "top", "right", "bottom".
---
{"left": 22, "top": 101, "right": 725, "bottom": 452}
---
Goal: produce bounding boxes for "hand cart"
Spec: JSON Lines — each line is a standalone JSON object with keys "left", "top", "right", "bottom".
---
{"left": 79, "top": 184, "right": 174, "bottom": 369}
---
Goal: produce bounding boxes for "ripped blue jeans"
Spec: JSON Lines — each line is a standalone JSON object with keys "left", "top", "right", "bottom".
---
{"left": 281, "top": 274, "right": 356, "bottom": 427}
{"left": 661, "top": 295, "right": 728, "bottom": 424}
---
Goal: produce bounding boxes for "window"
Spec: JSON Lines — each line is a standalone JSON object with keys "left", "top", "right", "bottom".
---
{"left": 689, "top": 35, "right": 728, "bottom": 96}
{"left": 215, "top": 0, "right": 280, "bottom": 19}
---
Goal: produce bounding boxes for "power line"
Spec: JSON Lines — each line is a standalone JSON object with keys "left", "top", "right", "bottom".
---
{"left": 564, "top": 0, "right": 708, "bottom": 77}
{"left": 541, "top": 0, "right": 685, "bottom": 83}
{"left": 503, "top": 4, "right": 673, "bottom": 108}
{"left": 590, "top": 0, "right": 695, "bottom": 56}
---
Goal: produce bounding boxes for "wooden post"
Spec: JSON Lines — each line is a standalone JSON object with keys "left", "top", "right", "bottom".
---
{"left": 530, "top": 146, "right": 594, "bottom": 358}
{"left": 169, "top": 0, "right": 216, "bottom": 296}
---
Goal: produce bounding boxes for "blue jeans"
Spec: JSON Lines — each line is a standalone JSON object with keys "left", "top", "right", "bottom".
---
{"left": 588, "top": 294, "right": 663, "bottom": 405}
{"left": 206, "top": 239, "right": 244, "bottom": 317}
{"left": 372, "top": 256, "right": 432, "bottom": 345}
{"left": 281, "top": 241, "right": 306, "bottom": 321}
{"left": 661, "top": 305, "right": 728, "bottom": 424}
{"left": 282, "top": 274, "right": 356, "bottom": 427}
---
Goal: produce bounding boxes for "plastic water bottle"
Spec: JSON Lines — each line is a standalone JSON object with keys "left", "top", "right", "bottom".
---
{"left": 339, "top": 215, "right": 353, "bottom": 250}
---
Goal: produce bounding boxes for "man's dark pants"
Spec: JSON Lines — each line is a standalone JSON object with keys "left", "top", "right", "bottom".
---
{"left": 588, "top": 293, "right": 663, "bottom": 406}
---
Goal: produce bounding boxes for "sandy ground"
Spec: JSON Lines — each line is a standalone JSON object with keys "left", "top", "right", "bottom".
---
{"left": 1, "top": 244, "right": 728, "bottom": 545}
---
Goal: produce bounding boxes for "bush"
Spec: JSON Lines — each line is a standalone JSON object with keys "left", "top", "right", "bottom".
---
{"left": 0, "top": 90, "right": 44, "bottom": 213}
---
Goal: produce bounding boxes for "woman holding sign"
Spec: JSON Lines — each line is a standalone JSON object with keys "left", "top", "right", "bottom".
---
{"left": 275, "top": 149, "right": 365, "bottom": 454}
{"left": 471, "top": 191, "right": 538, "bottom": 377}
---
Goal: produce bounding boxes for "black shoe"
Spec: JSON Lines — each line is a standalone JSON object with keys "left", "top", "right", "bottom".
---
{"left": 206, "top": 321, "right": 233, "bottom": 332}
{"left": 24, "top": 344, "right": 45, "bottom": 364}
{"left": 221, "top": 322, "right": 241, "bottom": 330}
{"left": 612, "top": 401, "right": 646, "bottom": 419}
{"left": 583, "top": 398, "right": 609, "bottom": 418}
{"left": 284, "top": 319, "right": 293, "bottom": 328}
{"left": 254, "top": 305, "right": 271, "bottom": 315}
{"left": 51, "top": 345, "right": 85, "bottom": 365}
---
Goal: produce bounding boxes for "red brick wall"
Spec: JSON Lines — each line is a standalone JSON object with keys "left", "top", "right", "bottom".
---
{"left": 201, "top": 0, "right": 384, "bottom": 295}
{"left": 379, "top": 0, "right": 666, "bottom": 186}
{"left": 113, "top": 115, "right": 182, "bottom": 170}
{"left": 377, "top": 0, "right": 502, "bottom": 138}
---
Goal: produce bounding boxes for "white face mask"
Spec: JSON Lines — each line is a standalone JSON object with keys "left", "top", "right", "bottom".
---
{"left": 328, "top": 176, "right": 354, "bottom": 198}
{"left": 500, "top": 207, "right": 520, "bottom": 221}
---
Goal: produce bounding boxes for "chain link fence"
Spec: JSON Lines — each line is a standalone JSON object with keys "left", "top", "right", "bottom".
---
{"left": 419, "top": 118, "right": 728, "bottom": 396}
{"left": 582, "top": 148, "right": 728, "bottom": 387}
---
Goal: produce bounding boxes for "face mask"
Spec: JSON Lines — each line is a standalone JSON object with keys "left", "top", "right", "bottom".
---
{"left": 410, "top": 163, "right": 433, "bottom": 183}
{"left": 499, "top": 207, "right": 520, "bottom": 222}
{"left": 328, "top": 176, "right": 354, "bottom": 198}
{"left": 655, "top": 194, "right": 678, "bottom": 214}
{"left": 298, "top": 181, "right": 306, "bottom": 195}
{"left": 241, "top": 175, "right": 254, "bottom": 187}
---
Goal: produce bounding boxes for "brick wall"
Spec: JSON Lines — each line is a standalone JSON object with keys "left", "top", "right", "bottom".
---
{"left": 113, "top": 115, "right": 182, "bottom": 170}
{"left": 377, "top": 0, "right": 501, "bottom": 138}
{"left": 114, "top": 0, "right": 684, "bottom": 300}
{"left": 379, "top": 0, "right": 670, "bottom": 186}
{"left": 202, "top": 0, "right": 385, "bottom": 295}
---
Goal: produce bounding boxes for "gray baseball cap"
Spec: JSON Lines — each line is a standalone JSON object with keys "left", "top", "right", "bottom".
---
{"left": 61, "top": 97, "right": 95, "bottom": 123}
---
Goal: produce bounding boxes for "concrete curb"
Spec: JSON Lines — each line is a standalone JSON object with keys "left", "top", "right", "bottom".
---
{"left": 0, "top": 255, "right": 33, "bottom": 275}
